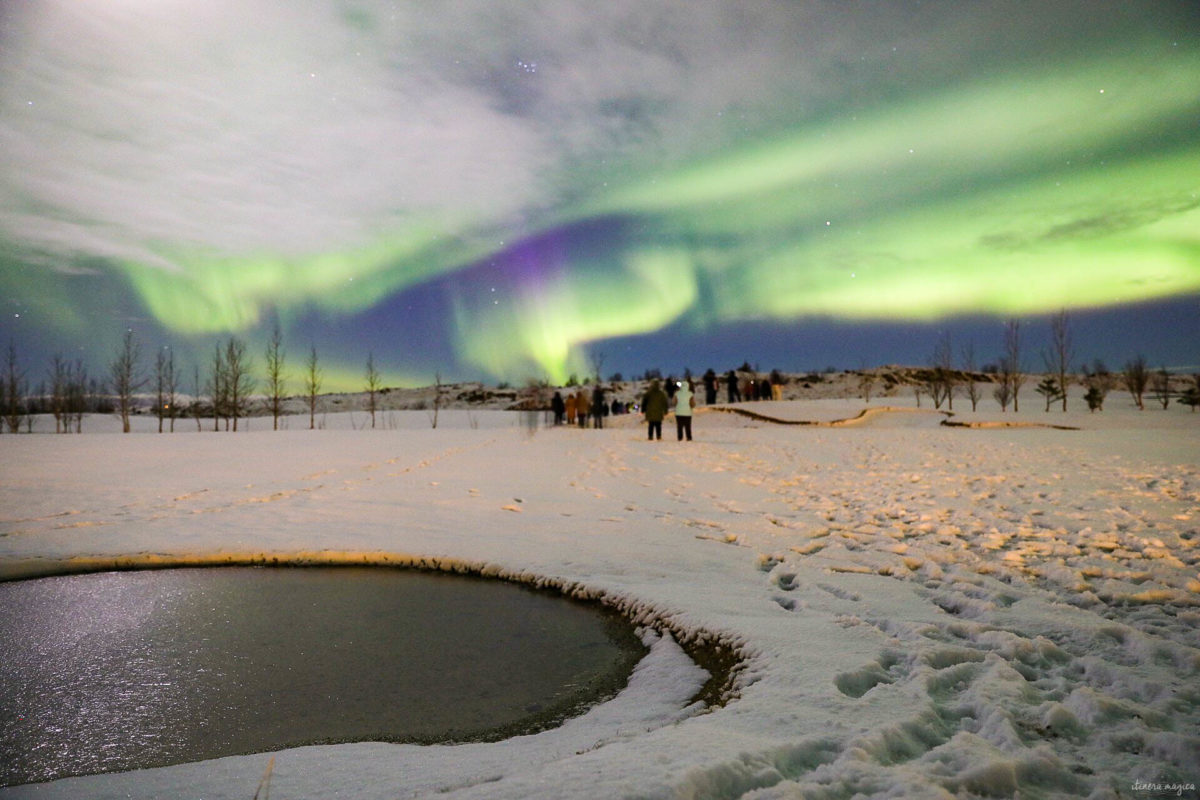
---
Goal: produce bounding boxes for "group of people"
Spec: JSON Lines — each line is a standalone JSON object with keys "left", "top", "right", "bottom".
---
{"left": 548, "top": 368, "right": 785, "bottom": 442}
{"left": 550, "top": 386, "right": 630, "bottom": 429}
{"left": 718, "top": 368, "right": 784, "bottom": 403}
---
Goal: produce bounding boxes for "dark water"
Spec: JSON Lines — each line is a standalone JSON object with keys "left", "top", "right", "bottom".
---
{"left": 0, "top": 567, "right": 646, "bottom": 787}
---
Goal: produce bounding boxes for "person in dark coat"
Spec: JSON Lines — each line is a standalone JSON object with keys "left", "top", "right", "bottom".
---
{"left": 551, "top": 391, "right": 566, "bottom": 425}
{"left": 591, "top": 385, "right": 605, "bottom": 429}
{"left": 641, "top": 380, "right": 669, "bottom": 440}
{"left": 703, "top": 368, "right": 718, "bottom": 405}
{"left": 726, "top": 370, "right": 741, "bottom": 403}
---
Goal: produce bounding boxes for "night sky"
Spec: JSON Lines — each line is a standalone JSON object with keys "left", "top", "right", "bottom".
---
{"left": 1, "top": 1, "right": 1198, "bottom": 389}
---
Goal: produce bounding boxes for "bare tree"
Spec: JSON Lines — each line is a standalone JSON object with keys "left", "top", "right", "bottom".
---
{"left": 1002, "top": 319, "right": 1025, "bottom": 413}
{"left": 588, "top": 350, "right": 606, "bottom": 384}
{"left": 152, "top": 348, "right": 178, "bottom": 433}
{"left": 154, "top": 348, "right": 169, "bottom": 433}
{"left": 191, "top": 362, "right": 204, "bottom": 431}
{"left": 224, "top": 337, "right": 254, "bottom": 431}
{"left": 992, "top": 373, "right": 1012, "bottom": 411}
{"left": 1041, "top": 309, "right": 1075, "bottom": 412}
{"left": 49, "top": 354, "right": 68, "bottom": 433}
{"left": 1150, "top": 367, "right": 1172, "bottom": 410}
{"left": 108, "top": 330, "right": 144, "bottom": 433}
{"left": 931, "top": 332, "right": 955, "bottom": 410}
{"left": 265, "top": 323, "right": 286, "bottom": 431}
{"left": 208, "top": 344, "right": 227, "bottom": 432}
{"left": 304, "top": 345, "right": 322, "bottom": 430}
{"left": 364, "top": 352, "right": 381, "bottom": 428}
{"left": 164, "top": 348, "right": 178, "bottom": 432}
{"left": 2, "top": 342, "right": 25, "bottom": 434}
{"left": 65, "top": 360, "right": 88, "bottom": 433}
{"left": 960, "top": 341, "right": 981, "bottom": 412}
{"left": 857, "top": 361, "right": 876, "bottom": 403}
{"left": 1122, "top": 355, "right": 1149, "bottom": 410}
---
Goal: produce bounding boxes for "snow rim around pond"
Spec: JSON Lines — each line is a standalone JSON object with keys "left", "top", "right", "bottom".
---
{"left": 1, "top": 395, "right": 1198, "bottom": 799}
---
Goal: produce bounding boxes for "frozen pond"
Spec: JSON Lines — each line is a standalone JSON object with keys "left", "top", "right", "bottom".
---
{"left": 0, "top": 566, "right": 646, "bottom": 787}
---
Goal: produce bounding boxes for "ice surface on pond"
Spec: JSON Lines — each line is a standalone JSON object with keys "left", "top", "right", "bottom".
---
{"left": 0, "top": 566, "right": 646, "bottom": 786}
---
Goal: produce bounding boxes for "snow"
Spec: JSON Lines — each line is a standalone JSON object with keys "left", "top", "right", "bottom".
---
{"left": 1, "top": 394, "right": 1198, "bottom": 799}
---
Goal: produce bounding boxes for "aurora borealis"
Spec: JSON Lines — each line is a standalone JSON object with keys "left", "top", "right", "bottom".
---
{"left": 1, "top": 1, "right": 1198, "bottom": 387}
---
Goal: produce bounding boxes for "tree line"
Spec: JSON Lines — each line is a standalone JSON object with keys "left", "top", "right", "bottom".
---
{"left": 859, "top": 311, "right": 1199, "bottom": 413}
{"left": 1, "top": 325, "right": 329, "bottom": 434}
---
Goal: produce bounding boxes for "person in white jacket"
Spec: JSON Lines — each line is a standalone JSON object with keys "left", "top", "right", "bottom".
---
{"left": 674, "top": 379, "right": 695, "bottom": 441}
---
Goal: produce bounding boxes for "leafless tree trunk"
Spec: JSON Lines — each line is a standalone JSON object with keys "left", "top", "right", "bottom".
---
{"left": 3, "top": 342, "right": 25, "bottom": 433}
{"left": 49, "top": 354, "right": 68, "bottom": 434}
{"left": 209, "top": 344, "right": 227, "bottom": 432}
{"left": 224, "top": 337, "right": 254, "bottom": 432}
{"left": 1002, "top": 319, "right": 1024, "bottom": 412}
{"left": 364, "top": 352, "right": 381, "bottom": 429}
{"left": 265, "top": 323, "right": 286, "bottom": 431}
{"left": 164, "top": 349, "right": 178, "bottom": 432}
{"left": 152, "top": 348, "right": 178, "bottom": 433}
{"left": 1041, "top": 309, "right": 1074, "bottom": 412}
{"left": 1123, "top": 355, "right": 1149, "bottom": 410}
{"left": 191, "top": 363, "right": 204, "bottom": 431}
{"left": 589, "top": 350, "right": 606, "bottom": 383}
{"left": 993, "top": 374, "right": 1012, "bottom": 411}
{"left": 1150, "top": 367, "right": 1172, "bottom": 410}
{"left": 66, "top": 360, "right": 87, "bottom": 433}
{"left": 924, "top": 368, "right": 945, "bottom": 409}
{"left": 960, "top": 341, "right": 981, "bottom": 412}
{"left": 108, "top": 330, "right": 143, "bottom": 433}
{"left": 932, "top": 332, "right": 955, "bottom": 410}
{"left": 857, "top": 361, "right": 876, "bottom": 403}
{"left": 304, "top": 345, "right": 322, "bottom": 431}
{"left": 155, "top": 349, "right": 168, "bottom": 433}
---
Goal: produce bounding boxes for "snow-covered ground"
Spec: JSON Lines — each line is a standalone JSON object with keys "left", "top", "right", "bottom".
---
{"left": 1, "top": 395, "right": 1197, "bottom": 799}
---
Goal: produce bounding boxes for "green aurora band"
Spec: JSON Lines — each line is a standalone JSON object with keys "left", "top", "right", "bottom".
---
{"left": 453, "top": 47, "right": 1200, "bottom": 380}
{"left": 8, "top": 40, "right": 1197, "bottom": 386}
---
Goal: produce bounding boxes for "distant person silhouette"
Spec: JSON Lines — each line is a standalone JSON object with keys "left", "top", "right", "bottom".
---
{"left": 769, "top": 369, "right": 784, "bottom": 401}
{"left": 591, "top": 385, "right": 605, "bottom": 429}
{"left": 575, "top": 388, "right": 590, "bottom": 428}
{"left": 703, "top": 368, "right": 718, "bottom": 405}
{"left": 565, "top": 391, "right": 577, "bottom": 425}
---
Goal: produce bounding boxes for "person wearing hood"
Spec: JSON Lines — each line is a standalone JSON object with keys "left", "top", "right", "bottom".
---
{"left": 674, "top": 378, "right": 696, "bottom": 441}
{"left": 641, "top": 380, "right": 669, "bottom": 441}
